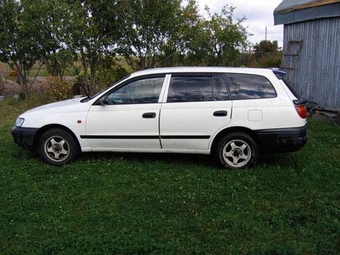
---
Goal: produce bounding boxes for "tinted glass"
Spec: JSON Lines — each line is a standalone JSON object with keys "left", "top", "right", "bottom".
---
{"left": 167, "top": 75, "right": 228, "bottom": 103}
{"left": 227, "top": 74, "right": 277, "bottom": 100}
{"left": 107, "top": 77, "right": 164, "bottom": 104}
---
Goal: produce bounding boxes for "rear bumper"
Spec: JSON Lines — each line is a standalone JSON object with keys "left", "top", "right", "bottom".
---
{"left": 12, "top": 127, "right": 39, "bottom": 150}
{"left": 255, "top": 126, "right": 307, "bottom": 152}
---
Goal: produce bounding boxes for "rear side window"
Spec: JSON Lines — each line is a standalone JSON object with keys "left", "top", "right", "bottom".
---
{"left": 167, "top": 74, "right": 229, "bottom": 103}
{"left": 227, "top": 74, "right": 276, "bottom": 100}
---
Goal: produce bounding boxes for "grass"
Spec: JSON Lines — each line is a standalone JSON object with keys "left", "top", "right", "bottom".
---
{"left": 0, "top": 98, "right": 339, "bottom": 254}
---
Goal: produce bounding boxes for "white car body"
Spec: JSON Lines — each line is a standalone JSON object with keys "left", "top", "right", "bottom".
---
{"left": 12, "top": 67, "right": 308, "bottom": 168}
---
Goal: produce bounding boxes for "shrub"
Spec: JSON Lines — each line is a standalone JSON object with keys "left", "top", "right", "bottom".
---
{"left": 8, "top": 69, "right": 18, "bottom": 78}
{"left": 47, "top": 76, "right": 72, "bottom": 101}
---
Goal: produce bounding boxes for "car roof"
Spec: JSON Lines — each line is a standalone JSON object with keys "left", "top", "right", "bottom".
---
{"left": 129, "top": 67, "right": 276, "bottom": 78}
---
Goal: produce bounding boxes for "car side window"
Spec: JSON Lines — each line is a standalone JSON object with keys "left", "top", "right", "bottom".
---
{"left": 227, "top": 74, "right": 277, "bottom": 100}
{"left": 167, "top": 74, "right": 229, "bottom": 103}
{"left": 106, "top": 77, "right": 164, "bottom": 104}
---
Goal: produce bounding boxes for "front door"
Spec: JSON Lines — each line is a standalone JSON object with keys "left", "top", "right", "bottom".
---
{"left": 85, "top": 76, "right": 166, "bottom": 151}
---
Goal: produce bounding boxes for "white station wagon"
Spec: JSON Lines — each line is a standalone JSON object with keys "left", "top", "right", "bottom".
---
{"left": 12, "top": 67, "right": 307, "bottom": 169}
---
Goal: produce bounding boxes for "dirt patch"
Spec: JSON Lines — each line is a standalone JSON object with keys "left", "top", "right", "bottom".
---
{"left": 1, "top": 79, "right": 20, "bottom": 96}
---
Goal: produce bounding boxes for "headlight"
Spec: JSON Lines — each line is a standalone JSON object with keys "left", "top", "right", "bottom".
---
{"left": 15, "top": 118, "right": 25, "bottom": 127}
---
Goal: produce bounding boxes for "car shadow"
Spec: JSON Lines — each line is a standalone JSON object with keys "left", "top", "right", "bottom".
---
{"left": 78, "top": 151, "right": 300, "bottom": 170}
{"left": 79, "top": 152, "right": 215, "bottom": 168}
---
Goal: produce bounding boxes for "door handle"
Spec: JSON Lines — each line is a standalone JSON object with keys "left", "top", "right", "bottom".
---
{"left": 142, "top": 112, "right": 156, "bottom": 119}
{"left": 213, "top": 110, "right": 228, "bottom": 117}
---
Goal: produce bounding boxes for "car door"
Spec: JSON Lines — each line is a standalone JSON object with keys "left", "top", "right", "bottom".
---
{"left": 84, "top": 75, "right": 166, "bottom": 151}
{"left": 159, "top": 73, "right": 232, "bottom": 151}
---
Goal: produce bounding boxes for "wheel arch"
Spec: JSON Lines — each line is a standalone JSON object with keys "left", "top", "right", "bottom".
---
{"left": 210, "top": 126, "right": 260, "bottom": 155}
{"left": 32, "top": 124, "right": 81, "bottom": 153}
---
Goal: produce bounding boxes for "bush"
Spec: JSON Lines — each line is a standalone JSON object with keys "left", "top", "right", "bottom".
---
{"left": 8, "top": 69, "right": 18, "bottom": 78}
{"left": 47, "top": 76, "right": 72, "bottom": 101}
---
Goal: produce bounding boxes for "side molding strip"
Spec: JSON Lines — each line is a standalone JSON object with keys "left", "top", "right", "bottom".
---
{"left": 80, "top": 135, "right": 210, "bottom": 140}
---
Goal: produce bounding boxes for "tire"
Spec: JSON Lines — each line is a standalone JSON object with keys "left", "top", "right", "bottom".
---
{"left": 38, "top": 128, "right": 77, "bottom": 166}
{"left": 215, "top": 132, "right": 259, "bottom": 169}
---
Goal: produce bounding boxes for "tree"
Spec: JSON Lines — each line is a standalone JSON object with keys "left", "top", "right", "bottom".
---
{"left": 60, "top": 0, "right": 122, "bottom": 94}
{"left": 169, "top": 1, "right": 250, "bottom": 67}
{"left": 254, "top": 40, "right": 279, "bottom": 57}
{"left": 118, "top": 0, "right": 182, "bottom": 70}
{"left": 252, "top": 40, "right": 282, "bottom": 68}
{"left": 175, "top": 0, "right": 210, "bottom": 66}
{"left": 203, "top": 5, "right": 249, "bottom": 66}
{"left": 0, "top": 0, "right": 52, "bottom": 99}
{"left": 42, "top": 1, "right": 74, "bottom": 80}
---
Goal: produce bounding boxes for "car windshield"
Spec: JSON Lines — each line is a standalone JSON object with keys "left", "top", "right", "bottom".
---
{"left": 80, "top": 74, "right": 131, "bottom": 103}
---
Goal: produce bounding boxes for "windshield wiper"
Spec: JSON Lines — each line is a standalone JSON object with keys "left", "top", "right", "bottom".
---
{"left": 80, "top": 83, "right": 91, "bottom": 99}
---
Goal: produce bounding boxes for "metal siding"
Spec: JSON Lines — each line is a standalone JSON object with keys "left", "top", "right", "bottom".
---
{"left": 274, "top": 2, "right": 340, "bottom": 25}
{"left": 282, "top": 17, "right": 340, "bottom": 108}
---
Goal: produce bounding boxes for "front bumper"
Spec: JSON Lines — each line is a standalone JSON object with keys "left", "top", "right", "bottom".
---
{"left": 255, "top": 126, "right": 307, "bottom": 152}
{"left": 12, "top": 127, "right": 39, "bottom": 150}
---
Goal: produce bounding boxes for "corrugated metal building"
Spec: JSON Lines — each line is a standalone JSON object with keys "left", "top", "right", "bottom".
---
{"left": 274, "top": 0, "right": 340, "bottom": 109}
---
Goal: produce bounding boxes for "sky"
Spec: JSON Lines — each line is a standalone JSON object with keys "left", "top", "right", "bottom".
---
{"left": 198, "top": 0, "right": 284, "bottom": 47}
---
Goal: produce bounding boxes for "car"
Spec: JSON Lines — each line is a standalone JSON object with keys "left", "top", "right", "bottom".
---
{"left": 12, "top": 67, "right": 307, "bottom": 169}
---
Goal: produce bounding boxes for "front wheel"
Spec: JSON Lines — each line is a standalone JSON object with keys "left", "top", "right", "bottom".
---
{"left": 38, "top": 128, "right": 77, "bottom": 166}
{"left": 215, "top": 133, "right": 259, "bottom": 169}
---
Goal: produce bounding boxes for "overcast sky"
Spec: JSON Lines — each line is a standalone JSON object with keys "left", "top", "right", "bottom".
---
{"left": 198, "top": 0, "right": 283, "bottom": 47}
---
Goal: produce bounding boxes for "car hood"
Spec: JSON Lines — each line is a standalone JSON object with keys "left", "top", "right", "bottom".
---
{"left": 24, "top": 97, "right": 87, "bottom": 114}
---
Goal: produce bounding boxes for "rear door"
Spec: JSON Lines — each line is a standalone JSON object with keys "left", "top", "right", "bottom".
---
{"left": 159, "top": 73, "right": 232, "bottom": 151}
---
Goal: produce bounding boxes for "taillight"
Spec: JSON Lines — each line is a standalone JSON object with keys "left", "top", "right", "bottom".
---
{"left": 293, "top": 99, "right": 308, "bottom": 119}
{"left": 294, "top": 104, "right": 307, "bottom": 119}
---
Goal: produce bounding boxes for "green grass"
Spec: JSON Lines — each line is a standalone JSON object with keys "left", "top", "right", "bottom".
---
{"left": 1, "top": 98, "right": 339, "bottom": 254}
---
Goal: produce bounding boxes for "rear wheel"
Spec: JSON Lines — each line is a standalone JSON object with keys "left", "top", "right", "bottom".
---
{"left": 38, "top": 128, "right": 77, "bottom": 166}
{"left": 216, "top": 132, "right": 259, "bottom": 169}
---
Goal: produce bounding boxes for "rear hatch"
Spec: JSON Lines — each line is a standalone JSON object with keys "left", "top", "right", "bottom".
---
{"left": 273, "top": 69, "right": 308, "bottom": 119}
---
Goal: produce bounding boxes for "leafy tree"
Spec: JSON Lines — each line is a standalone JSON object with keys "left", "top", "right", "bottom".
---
{"left": 42, "top": 1, "right": 74, "bottom": 80}
{"left": 45, "top": 49, "right": 74, "bottom": 80}
{"left": 175, "top": 0, "right": 210, "bottom": 66}
{"left": 60, "top": 0, "right": 121, "bottom": 94}
{"left": 252, "top": 40, "right": 282, "bottom": 68}
{"left": 254, "top": 40, "right": 279, "bottom": 57}
{"left": 203, "top": 5, "right": 249, "bottom": 66}
{"left": 0, "top": 0, "right": 51, "bottom": 99}
{"left": 118, "top": 0, "right": 182, "bottom": 70}
{"left": 170, "top": 1, "right": 249, "bottom": 67}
